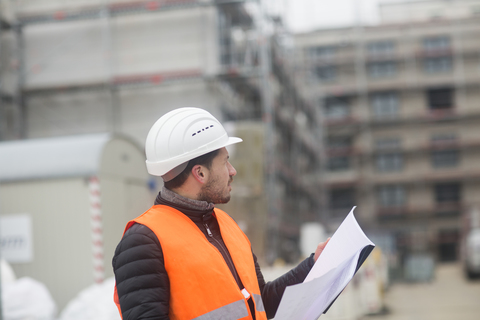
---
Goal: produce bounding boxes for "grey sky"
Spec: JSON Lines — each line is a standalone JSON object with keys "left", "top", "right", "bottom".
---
{"left": 283, "top": 0, "right": 406, "bottom": 32}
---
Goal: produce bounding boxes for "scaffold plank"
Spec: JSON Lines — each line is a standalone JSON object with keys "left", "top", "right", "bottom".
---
{"left": 16, "top": 0, "right": 256, "bottom": 25}
{"left": 22, "top": 69, "right": 203, "bottom": 95}
{"left": 17, "top": 0, "right": 203, "bottom": 25}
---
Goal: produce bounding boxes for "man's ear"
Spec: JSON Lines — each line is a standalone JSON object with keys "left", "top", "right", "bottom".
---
{"left": 191, "top": 164, "right": 208, "bottom": 184}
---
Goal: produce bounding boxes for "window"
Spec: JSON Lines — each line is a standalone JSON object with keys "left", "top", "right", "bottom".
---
{"left": 376, "top": 153, "right": 403, "bottom": 172}
{"left": 432, "top": 150, "right": 458, "bottom": 168}
{"left": 329, "top": 188, "right": 355, "bottom": 216}
{"left": 375, "top": 138, "right": 403, "bottom": 172}
{"left": 328, "top": 156, "right": 350, "bottom": 171}
{"left": 308, "top": 45, "right": 336, "bottom": 60}
{"left": 424, "top": 56, "right": 452, "bottom": 73}
{"left": 375, "top": 138, "right": 401, "bottom": 150}
{"left": 367, "top": 40, "right": 395, "bottom": 56}
{"left": 368, "top": 61, "right": 396, "bottom": 78}
{"left": 431, "top": 134, "right": 459, "bottom": 168}
{"left": 437, "top": 229, "right": 459, "bottom": 262}
{"left": 435, "top": 183, "right": 461, "bottom": 217}
{"left": 315, "top": 66, "right": 336, "bottom": 82}
{"left": 423, "top": 36, "right": 450, "bottom": 51}
{"left": 434, "top": 183, "right": 461, "bottom": 203}
{"left": 427, "top": 87, "right": 454, "bottom": 110}
{"left": 432, "top": 134, "right": 456, "bottom": 144}
{"left": 327, "top": 136, "right": 352, "bottom": 171}
{"left": 327, "top": 136, "right": 353, "bottom": 149}
{"left": 378, "top": 185, "right": 405, "bottom": 207}
{"left": 371, "top": 91, "right": 399, "bottom": 119}
{"left": 324, "top": 97, "right": 350, "bottom": 120}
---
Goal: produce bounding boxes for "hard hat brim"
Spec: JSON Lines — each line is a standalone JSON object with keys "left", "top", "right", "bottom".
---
{"left": 146, "top": 136, "right": 243, "bottom": 177}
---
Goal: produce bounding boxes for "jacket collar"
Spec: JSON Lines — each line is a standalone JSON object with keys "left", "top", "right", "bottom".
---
{"left": 155, "top": 187, "right": 215, "bottom": 221}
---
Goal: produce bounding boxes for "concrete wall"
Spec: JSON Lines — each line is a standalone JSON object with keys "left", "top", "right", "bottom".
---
{"left": 20, "top": 3, "right": 218, "bottom": 88}
{"left": 0, "top": 178, "right": 93, "bottom": 311}
{"left": 379, "top": 0, "right": 480, "bottom": 23}
{"left": 26, "top": 80, "right": 222, "bottom": 145}
{"left": 18, "top": 2, "right": 225, "bottom": 145}
{"left": 117, "top": 81, "right": 222, "bottom": 145}
{"left": 26, "top": 90, "right": 113, "bottom": 138}
{"left": 0, "top": 136, "right": 152, "bottom": 311}
{"left": 14, "top": 0, "right": 140, "bottom": 12}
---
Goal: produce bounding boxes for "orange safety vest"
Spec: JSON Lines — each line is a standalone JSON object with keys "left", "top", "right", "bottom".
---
{"left": 114, "top": 205, "right": 267, "bottom": 320}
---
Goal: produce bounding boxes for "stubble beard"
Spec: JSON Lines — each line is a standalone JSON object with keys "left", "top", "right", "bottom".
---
{"left": 198, "top": 176, "right": 232, "bottom": 204}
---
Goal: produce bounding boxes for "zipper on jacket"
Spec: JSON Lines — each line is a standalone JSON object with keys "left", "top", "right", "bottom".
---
{"left": 202, "top": 214, "right": 213, "bottom": 237}
{"left": 202, "top": 213, "right": 244, "bottom": 292}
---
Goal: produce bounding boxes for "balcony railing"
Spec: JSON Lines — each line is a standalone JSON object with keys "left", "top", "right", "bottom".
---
{"left": 377, "top": 203, "right": 463, "bottom": 221}
{"left": 434, "top": 202, "right": 463, "bottom": 217}
{"left": 425, "top": 108, "right": 456, "bottom": 121}
{"left": 324, "top": 116, "right": 360, "bottom": 127}
{"left": 324, "top": 107, "right": 480, "bottom": 129}
{"left": 377, "top": 206, "right": 408, "bottom": 219}
{"left": 416, "top": 48, "right": 453, "bottom": 58}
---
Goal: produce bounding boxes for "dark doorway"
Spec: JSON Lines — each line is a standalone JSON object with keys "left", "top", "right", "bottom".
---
{"left": 437, "top": 229, "right": 459, "bottom": 262}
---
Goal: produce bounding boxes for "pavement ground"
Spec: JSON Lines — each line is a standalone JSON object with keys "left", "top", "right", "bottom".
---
{"left": 361, "top": 262, "right": 480, "bottom": 320}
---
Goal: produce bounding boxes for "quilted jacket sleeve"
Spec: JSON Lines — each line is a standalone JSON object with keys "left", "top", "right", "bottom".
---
{"left": 254, "top": 253, "right": 315, "bottom": 319}
{"left": 112, "top": 223, "right": 170, "bottom": 320}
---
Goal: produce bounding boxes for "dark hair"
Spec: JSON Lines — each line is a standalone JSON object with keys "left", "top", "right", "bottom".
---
{"left": 164, "top": 149, "right": 220, "bottom": 190}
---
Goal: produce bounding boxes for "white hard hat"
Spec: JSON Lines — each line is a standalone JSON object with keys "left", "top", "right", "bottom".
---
{"left": 145, "top": 107, "right": 242, "bottom": 181}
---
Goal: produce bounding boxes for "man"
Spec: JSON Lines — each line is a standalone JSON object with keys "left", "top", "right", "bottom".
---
{"left": 113, "top": 107, "right": 329, "bottom": 320}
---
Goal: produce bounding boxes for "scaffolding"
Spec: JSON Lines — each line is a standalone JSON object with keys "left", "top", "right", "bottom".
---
{"left": 0, "top": 0, "right": 325, "bottom": 264}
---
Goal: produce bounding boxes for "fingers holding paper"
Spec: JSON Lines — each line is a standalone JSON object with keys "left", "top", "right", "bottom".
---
{"left": 314, "top": 237, "right": 331, "bottom": 262}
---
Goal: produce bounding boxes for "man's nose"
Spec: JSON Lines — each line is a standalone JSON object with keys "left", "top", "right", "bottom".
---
{"left": 228, "top": 162, "right": 237, "bottom": 176}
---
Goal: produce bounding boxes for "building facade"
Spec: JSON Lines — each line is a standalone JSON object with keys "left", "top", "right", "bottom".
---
{"left": 294, "top": 0, "right": 480, "bottom": 264}
{"left": 0, "top": 0, "right": 324, "bottom": 271}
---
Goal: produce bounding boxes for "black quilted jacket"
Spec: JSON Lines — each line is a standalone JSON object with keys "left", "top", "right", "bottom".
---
{"left": 112, "top": 194, "right": 315, "bottom": 320}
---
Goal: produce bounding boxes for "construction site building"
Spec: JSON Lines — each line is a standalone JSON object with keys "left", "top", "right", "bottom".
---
{"left": 294, "top": 0, "right": 480, "bottom": 265}
{"left": 0, "top": 0, "right": 324, "bottom": 292}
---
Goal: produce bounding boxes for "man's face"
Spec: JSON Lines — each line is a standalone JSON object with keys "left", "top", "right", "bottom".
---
{"left": 198, "top": 147, "right": 237, "bottom": 204}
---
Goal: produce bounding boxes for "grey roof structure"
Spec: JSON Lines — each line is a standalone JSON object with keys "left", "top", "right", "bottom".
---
{"left": 0, "top": 133, "right": 113, "bottom": 182}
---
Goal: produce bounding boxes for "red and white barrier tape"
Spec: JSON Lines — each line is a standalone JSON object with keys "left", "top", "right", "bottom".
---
{"left": 89, "top": 176, "right": 104, "bottom": 284}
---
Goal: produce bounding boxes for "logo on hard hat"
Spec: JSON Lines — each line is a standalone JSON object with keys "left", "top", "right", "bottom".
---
{"left": 192, "top": 125, "right": 215, "bottom": 137}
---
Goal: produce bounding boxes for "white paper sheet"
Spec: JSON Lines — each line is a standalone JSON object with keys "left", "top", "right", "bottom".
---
{"left": 304, "top": 206, "right": 374, "bottom": 283}
{"left": 274, "top": 253, "right": 359, "bottom": 320}
{"left": 274, "top": 206, "right": 375, "bottom": 320}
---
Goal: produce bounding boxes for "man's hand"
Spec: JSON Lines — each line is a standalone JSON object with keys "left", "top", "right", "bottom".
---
{"left": 313, "top": 238, "right": 330, "bottom": 262}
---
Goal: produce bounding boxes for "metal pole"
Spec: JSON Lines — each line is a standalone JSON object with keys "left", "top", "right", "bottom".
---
{"left": 0, "top": 7, "right": 3, "bottom": 141}
{"left": 258, "top": 5, "right": 278, "bottom": 265}
{"left": 353, "top": 0, "right": 371, "bottom": 227}
{"left": 0, "top": 188, "right": 3, "bottom": 320}
{"left": 0, "top": 5, "right": 7, "bottom": 317}
{"left": 101, "top": 0, "right": 119, "bottom": 133}
{"left": 12, "top": 21, "right": 26, "bottom": 140}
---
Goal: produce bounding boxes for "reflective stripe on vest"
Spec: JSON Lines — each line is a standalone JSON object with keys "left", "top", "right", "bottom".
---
{"left": 192, "top": 293, "right": 266, "bottom": 319}
{"left": 114, "top": 205, "right": 267, "bottom": 320}
{"left": 252, "top": 294, "right": 265, "bottom": 312}
{"left": 193, "top": 299, "right": 248, "bottom": 320}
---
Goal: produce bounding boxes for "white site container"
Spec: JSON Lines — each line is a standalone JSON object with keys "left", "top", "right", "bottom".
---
{"left": 0, "top": 133, "right": 155, "bottom": 311}
{"left": 300, "top": 222, "right": 327, "bottom": 259}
